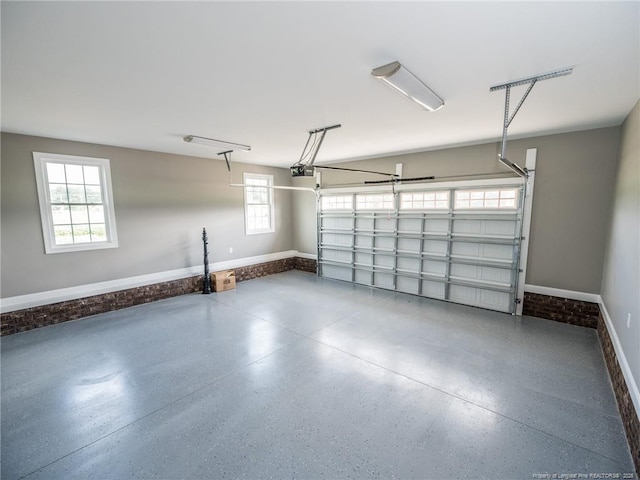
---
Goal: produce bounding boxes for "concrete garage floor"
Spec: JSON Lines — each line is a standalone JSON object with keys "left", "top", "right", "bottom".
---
{"left": 1, "top": 270, "right": 636, "bottom": 479}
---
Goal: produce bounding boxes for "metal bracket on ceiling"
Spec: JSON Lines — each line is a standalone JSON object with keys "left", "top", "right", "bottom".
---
{"left": 218, "top": 150, "right": 233, "bottom": 172}
{"left": 291, "top": 124, "right": 341, "bottom": 177}
{"left": 491, "top": 68, "right": 572, "bottom": 177}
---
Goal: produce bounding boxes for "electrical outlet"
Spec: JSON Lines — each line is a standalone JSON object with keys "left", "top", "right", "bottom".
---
{"left": 229, "top": 247, "right": 233, "bottom": 254}
{"left": 627, "top": 313, "right": 631, "bottom": 328}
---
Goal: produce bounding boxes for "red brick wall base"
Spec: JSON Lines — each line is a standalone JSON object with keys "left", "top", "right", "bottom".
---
{"left": 598, "top": 313, "right": 640, "bottom": 476}
{"left": 522, "top": 292, "right": 638, "bottom": 476}
{"left": 523, "top": 292, "right": 600, "bottom": 328}
{"left": 1, "top": 257, "right": 317, "bottom": 336}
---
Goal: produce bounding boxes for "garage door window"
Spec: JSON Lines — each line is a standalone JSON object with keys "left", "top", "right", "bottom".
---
{"left": 454, "top": 188, "right": 518, "bottom": 209}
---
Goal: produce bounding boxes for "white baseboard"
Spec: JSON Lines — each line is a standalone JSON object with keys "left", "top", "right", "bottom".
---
{"left": 1, "top": 250, "right": 306, "bottom": 313}
{"left": 295, "top": 251, "right": 318, "bottom": 260}
{"left": 524, "top": 284, "right": 601, "bottom": 303}
{"left": 599, "top": 301, "right": 640, "bottom": 419}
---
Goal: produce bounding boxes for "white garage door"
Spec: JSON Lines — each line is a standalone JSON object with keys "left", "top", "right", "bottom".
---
{"left": 318, "top": 179, "right": 526, "bottom": 313}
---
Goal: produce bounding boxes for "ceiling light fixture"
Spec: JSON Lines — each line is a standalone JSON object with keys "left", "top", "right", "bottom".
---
{"left": 371, "top": 61, "right": 444, "bottom": 112}
{"left": 183, "top": 135, "right": 251, "bottom": 152}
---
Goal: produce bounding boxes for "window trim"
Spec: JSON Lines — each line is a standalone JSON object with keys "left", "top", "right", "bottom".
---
{"left": 243, "top": 172, "right": 275, "bottom": 235}
{"left": 33, "top": 152, "right": 119, "bottom": 254}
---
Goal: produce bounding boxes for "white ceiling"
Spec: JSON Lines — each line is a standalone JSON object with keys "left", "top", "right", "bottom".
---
{"left": 2, "top": 1, "right": 639, "bottom": 168}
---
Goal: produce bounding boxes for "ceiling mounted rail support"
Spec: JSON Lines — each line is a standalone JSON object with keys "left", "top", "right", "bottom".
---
{"left": 291, "top": 124, "right": 341, "bottom": 177}
{"left": 490, "top": 67, "right": 572, "bottom": 177}
{"left": 219, "top": 150, "right": 233, "bottom": 172}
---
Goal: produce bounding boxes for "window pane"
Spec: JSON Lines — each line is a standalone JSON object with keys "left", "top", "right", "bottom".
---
{"left": 485, "top": 198, "right": 499, "bottom": 207}
{"left": 89, "top": 205, "right": 105, "bottom": 223}
{"left": 72, "top": 224, "right": 91, "bottom": 243}
{"left": 68, "top": 185, "right": 86, "bottom": 203}
{"left": 501, "top": 190, "right": 516, "bottom": 199}
{"left": 83, "top": 166, "right": 100, "bottom": 185}
{"left": 49, "top": 184, "right": 68, "bottom": 203}
{"left": 470, "top": 199, "right": 484, "bottom": 208}
{"left": 47, "top": 163, "right": 66, "bottom": 183}
{"left": 485, "top": 191, "right": 499, "bottom": 199}
{"left": 54, "top": 225, "right": 73, "bottom": 245}
{"left": 90, "top": 224, "right": 107, "bottom": 241}
{"left": 71, "top": 205, "right": 89, "bottom": 224}
{"left": 51, "top": 205, "right": 71, "bottom": 225}
{"left": 85, "top": 185, "right": 102, "bottom": 204}
{"left": 65, "top": 164, "right": 84, "bottom": 184}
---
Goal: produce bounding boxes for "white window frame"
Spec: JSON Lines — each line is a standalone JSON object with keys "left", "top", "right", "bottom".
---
{"left": 33, "top": 152, "right": 119, "bottom": 254}
{"left": 243, "top": 173, "right": 275, "bottom": 235}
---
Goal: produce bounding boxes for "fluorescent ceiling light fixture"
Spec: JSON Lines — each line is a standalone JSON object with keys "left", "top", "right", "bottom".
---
{"left": 372, "top": 61, "right": 444, "bottom": 112}
{"left": 183, "top": 135, "right": 251, "bottom": 152}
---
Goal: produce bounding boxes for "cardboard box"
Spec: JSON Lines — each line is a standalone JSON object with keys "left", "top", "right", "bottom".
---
{"left": 211, "top": 270, "right": 236, "bottom": 292}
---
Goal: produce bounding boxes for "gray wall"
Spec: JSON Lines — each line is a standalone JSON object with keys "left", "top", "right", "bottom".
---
{"left": 294, "top": 127, "right": 621, "bottom": 294}
{"left": 1, "top": 133, "right": 293, "bottom": 298}
{"left": 601, "top": 100, "right": 640, "bottom": 392}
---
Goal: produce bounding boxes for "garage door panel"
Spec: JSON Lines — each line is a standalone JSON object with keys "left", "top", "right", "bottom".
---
{"left": 397, "top": 257, "right": 420, "bottom": 272}
{"left": 373, "top": 254, "right": 394, "bottom": 268}
{"left": 374, "top": 217, "right": 395, "bottom": 230}
{"left": 373, "top": 272, "right": 394, "bottom": 289}
{"left": 354, "top": 269, "right": 372, "bottom": 285}
{"left": 319, "top": 184, "right": 522, "bottom": 314}
{"left": 356, "top": 217, "right": 373, "bottom": 230}
{"left": 397, "top": 277, "right": 420, "bottom": 295}
{"left": 355, "top": 252, "right": 372, "bottom": 265}
{"left": 422, "top": 281, "right": 446, "bottom": 299}
{"left": 398, "top": 218, "right": 421, "bottom": 233}
{"left": 423, "top": 260, "right": 446, "bottom": 276}
{"left": 398, "top": 237, "right": 421, "bottom": 252}
{"left": 425, "top": 218, "right": 449, "bottom": 234}
{"left": 355, "top": 236, "right": 373, "bottom": 248}
{"left": 449, "top": 264, "right": 511, "bottom": 285}
{"left": 322, "top": 249, "right": 352, "bottom": 263}
{"left": 322, "top": 264, "right": 352, "bottom": 282}
{"left": 323, "top": 216, "right": 353, "bottom": 229}
{"left": 374, "top": 236, "right": 395, "bottom": 250}
{"left": 423, "top": 240, "right": 448, "bottom": 255}
{"left": 322, "top": 232, "right": 352, "bottom": 246}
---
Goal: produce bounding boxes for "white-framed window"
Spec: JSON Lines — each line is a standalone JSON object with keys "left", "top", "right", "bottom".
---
{"left": 321, "top": 195, "right": 353, "bottom": 211}
{"left": 33, "top": 152, "right": 118, "bottom": 254}
{"left": 400, "top": 191, "right": 450, "bottom": 210}
{"left": 355, "top": 193, "right": 394, "bottom": 210}
{"left": 454, "top": 188, "right": 519, "bottom": 210}
{"left": 244, "top": 173, "right": 275, "bottom": 234}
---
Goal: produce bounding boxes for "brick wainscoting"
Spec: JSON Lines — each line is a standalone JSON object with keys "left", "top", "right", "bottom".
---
{"left": 522, "top": 291, "right": 638, "bottom": 474}
{"left": 523, "top": 292, "right": 600, "bottom": 328}
{"left": 598, "top": 314, "right": 640, "bottom": 475}
{"left": 1, "top": 257, "right": 317, "bottom": 336}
